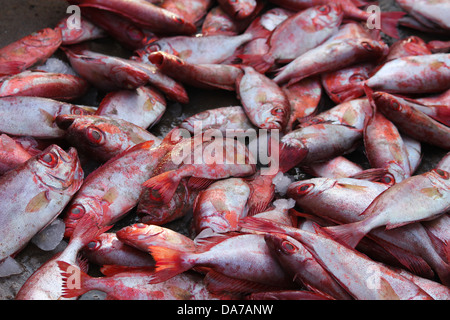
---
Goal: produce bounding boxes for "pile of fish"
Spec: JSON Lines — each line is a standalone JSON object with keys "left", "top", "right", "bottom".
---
{"left": 0, "top": 0, "right": 449, "bottom": 300}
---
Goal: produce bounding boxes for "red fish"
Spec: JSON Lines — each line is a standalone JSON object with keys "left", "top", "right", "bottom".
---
{"left": 55, "top": 15, "right": 106, "bottom": 45}
{"left": 0, "top": 71, "right": 89, "bottom": 101}
{"left": 147, "top": 51, "right": 243, "bottom": 91}
{"left": 0, "top": 28, "right": 62, "bottom": 76}
{"left": 0, "top": 134, "right": 33, "bottom": 175}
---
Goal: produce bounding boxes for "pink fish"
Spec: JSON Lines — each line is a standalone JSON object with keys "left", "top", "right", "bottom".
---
{"left": 239, "top": 217, "right": 434, "bottom": 300}
{"left": 0, "top": 145, "right": 83, "bottom": 276}
{"left": 147, "top": 51, "right": 243, "bottom": 91}
{"left": 274, "top": 37, "right": 388, "bottom": 86}
{"left": 0, "top": 71, "right": 89, "bottom": 101}
{"left": 67, "top": 0, "right": 196, "bottom": 35}
{"left": 55, "top": 114, "right": 162, "bottom": 162}
{"left": 236, "top": 66, "right": 290, "bottom": 131}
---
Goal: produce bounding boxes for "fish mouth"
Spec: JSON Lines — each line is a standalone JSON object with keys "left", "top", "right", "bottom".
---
{"left": 55, "top": 114, "right": 78, "bottom": 130}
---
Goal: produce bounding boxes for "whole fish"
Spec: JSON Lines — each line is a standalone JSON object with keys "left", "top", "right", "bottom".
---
{"left": 95, "top": 86, "right": 166, "bottom": 130}
{"left": 363, "top": 111, "right": 412, "bottom": 183}
{"left": 63, "top": 48, "right": 151, "bottom": 92}
{"left": 287, "top": 177, "right": 449, "bottom": 282}
{"left": 67, "top": 0, "right": 196, "bottom": 35}
{"left": 0, "top": 134, "right": 33, "bottom": 175}
{"left": 239, "top": 217, "right": 434, "bottom": 300}
{"left": 325, "top": 169, "right": 450, "bottom": 250}
{"left": 62, "top": 140, "right": 169, "bottom": 239}
{"left": 55, "top": 114, "right": 162, "bottom": 162}
{"left": 282, "top": 77, "right": 323, "bottom": 131}
{"left": 236, "top": 66, "right": 290, "bottom": 131}
{"left": 274, "top": 37, "right": 389, "bottom": 86}
{"left": 116, "top": 223, "right": 197, "bottom": 254}
{"left": 142, "top": 136, "right": 256, "bottom": 204}
{"left": 0, "top": 71, "right": 89, "bottom": 101}
{"left": 240, "top": 4, "right": 343, "bottom": 73}
{"left": 192, "top": 177, "right": 250, "bottom": 235}
{"left": 0, "top": 28, "right": 62, "bottom": 76}
{"left": 135, "top": 33, "right": 254, "bottom": 65}
{"left": 147, "top": 233, "right": 295, "bottom": 290}
{"left": 58, "top": 262, "right": 232, "bottom": 300}
{"left": 55, "top": 15, "right": 106, "bottom": 45}
{"left": 264, "top": 232, "right": 353, "bottom": 300}
{"left": 0, "top": 145, "right": 83, "bottom": 276}
{"left": 147, "top": 51, "right": 243, "bottom": 91}
{"left": 371, "top": 91, "right": 450, "bottom": 150}
{"left": 82, "top": 232, "right": 156, "bottom": 268}
{"left": 0, "top": 96, "right": 93, "bottom": 139}
{"left": 334, "top": 54, "right": 450, "bottom": 96}
{"left": 268, "top": 0, "right": 405, "bottom": 39}
{"left": 278, "top": 98, "right": 373, "bottom": 171}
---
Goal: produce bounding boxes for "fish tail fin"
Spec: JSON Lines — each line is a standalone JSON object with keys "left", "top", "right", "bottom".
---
{"left": 380, "top": 11, "right": 406, "bottom": 39}
{"left": 147, "top": 246, "right": 192, "bottom": 283}
{"left": 142, "top": 170, "right": 181, "bottom": 204}
{"left": 58, "top": 261, "right": 92, "bottom": 299}
{"left": 324, "top": 221, "right": 367, "bottom": 249}
{"left": 237, "top": 53, "right": 274, "bottom": 74}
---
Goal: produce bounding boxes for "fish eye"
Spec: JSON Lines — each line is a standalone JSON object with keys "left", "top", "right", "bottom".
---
{"left": 86, "top": 127, "right": 105, "bottom": 146}
{"left": 434, "top": 169, "right": 449, "bottom": 180}
{"left": 380, "top": 174, "right": 395, "bottom": 186}
{"left": 281, "top": 240, "right": 298, "bottom": 254}
{"left": 361, "top": 41, "right": 374, "bottom": 51}
{"left": 71, "top": 107, "right": 86, "bottom": 115}
{"left": 135, "top": 223, "right": 148, "bottom": 229}
{"left": 39, "top": 151, "right": 58, "bottom": 168}
{"left": 295, "top": 183, "right": 314, "bottom": 195}
{"left": 85, "top": 240, "right": 102, "bottom": 251}
{"left": 126, "top": 26, "right": 144, "bottom": 41}
{"left": 194, "top": 111, "right": 210, "bottom": 120}
{"left": 69, "top": 204, "right": 85, "bottom": 219}
{"left": 349, "top": 74, "right": 366, "bottom": 83}
{"left": 391, "top": 101, "right": 402, "bottom": 111}
{"left": 148, "top": 44, "right": 161, "bottom": 52}
{"left": 318, "top": 5, "right": 330, "bottom": 14}
{"left": 271, "top": 108, "right": 285, "bottom": 116}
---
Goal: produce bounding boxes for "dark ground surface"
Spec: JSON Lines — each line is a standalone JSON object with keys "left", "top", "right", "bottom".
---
{"left": 0, "top": 0, "right": 448, "bottom": 300}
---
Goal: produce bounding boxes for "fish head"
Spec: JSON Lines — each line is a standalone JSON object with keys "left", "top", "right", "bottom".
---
{"left": 264, "top": 232, "right": 301, "bottom": 257}
{"left": 83, "top": 233, "right": 117, "bottom": 255}
{"left": 427, "top": 168, "right": 450, "bottom": 190}
{"left": 287, "top": 178, "right": 333, "bottom": 201}
{"left": 116, "top": 223, "right": 195, "bottom": 252}
{"left": 63, "top": 196, "right": 104, "bottom": 239}
{"left": 56, "top": 115, "right": 134, "bottom": 160}
{"left": 258, "top": 103, "right": 289, "bottom": 131}
{"left": 34, "top": 144, "right": 83, "bottom": 194}
{"left": 311, "top": 3, "right": 344, "bottom": 30}
{"left": 372, "top": 92, "right": 410, "bottom": 117}
{"left": 359, "top": 39, "right": 390, "bottom": 60}
{"left": 22, "top": 28, "right": 62, "bottom": 48}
